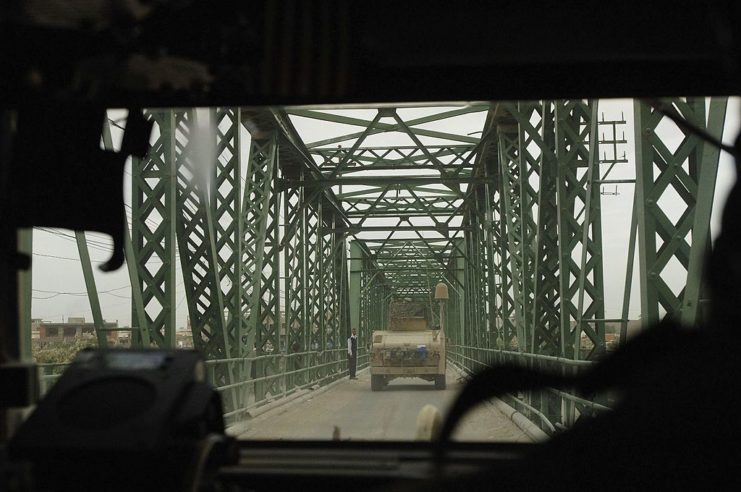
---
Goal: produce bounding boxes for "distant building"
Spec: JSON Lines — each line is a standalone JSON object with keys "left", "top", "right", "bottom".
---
{"left": 37, "top": 318, "right": 121, "bottom": 343}
{"left": 31, "top": 318, "right": 43, "bottom": 340}
{"left": 176, "top": 329, "right": 193, "bottom": 348}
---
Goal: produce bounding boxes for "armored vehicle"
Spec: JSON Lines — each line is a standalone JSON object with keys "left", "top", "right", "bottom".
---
{"left": 369, "top": 300, "right": 446, "bottom": 391}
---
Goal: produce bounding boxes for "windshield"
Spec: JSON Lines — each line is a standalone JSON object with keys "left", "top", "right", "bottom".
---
{"left": 29, "top": 97, "right": 739, "bottom": 442}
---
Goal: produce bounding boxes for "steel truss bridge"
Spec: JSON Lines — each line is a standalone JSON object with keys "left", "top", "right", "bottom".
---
{"left": 31, "top": 97, "right": 729, "bottom": 433}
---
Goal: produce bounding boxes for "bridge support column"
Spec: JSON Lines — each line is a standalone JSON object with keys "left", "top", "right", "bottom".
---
{"left": 634, "top": 98, "right": 728, "bottom": 328}
{"left": 131, "top": 110, "right": 178, "bottom": 349}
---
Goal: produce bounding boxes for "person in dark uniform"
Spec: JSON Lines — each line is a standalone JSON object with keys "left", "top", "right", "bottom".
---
{"left": 347, "top": 328, "right": 358, "bottom": 379}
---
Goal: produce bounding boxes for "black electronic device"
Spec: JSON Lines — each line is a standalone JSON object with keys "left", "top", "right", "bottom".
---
{"left": 9, "top": 349, "right": 233, "bottom": 491}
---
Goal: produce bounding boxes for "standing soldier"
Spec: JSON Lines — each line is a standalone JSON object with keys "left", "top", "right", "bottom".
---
{"left": 347, "top": 328, "right": 358, "bottom": 379}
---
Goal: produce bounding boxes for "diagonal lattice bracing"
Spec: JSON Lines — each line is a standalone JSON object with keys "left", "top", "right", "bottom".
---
{"left": 173, "top": 110, "right": 230, "bottom": 361}
{"left": 240, "top": 134, "right": 279, "bottom": 400}
{"left": 634, "top": 98, "right": 728, "bottom": 326}
{"left": 212, "top": 108, "right": 245, "bottom": 358}
{"left": 554, "top": 100, "right": 606, "bottom": 358}
{"left": 131, "top": 109, "right": 178, "bottom": 348}
{"left": 311, "top": 145, "right": 477, "bottom": 175}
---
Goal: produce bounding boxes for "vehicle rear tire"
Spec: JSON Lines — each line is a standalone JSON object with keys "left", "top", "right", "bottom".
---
{"left": 434, "top": 375, "right": 446, "bottom": 390}
{"left": 371, "top": 375, "right": 384, "bottom": 391}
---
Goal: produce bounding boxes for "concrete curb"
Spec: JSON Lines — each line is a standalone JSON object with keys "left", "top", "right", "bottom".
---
{"left": 449, "top": 363, "right": 548, "bottom": 442}
{"left": 490, "top": 398, "right": 549, "bottom": 442}
{"left": 227, "top": 367, "right": 370, "bottom": 437}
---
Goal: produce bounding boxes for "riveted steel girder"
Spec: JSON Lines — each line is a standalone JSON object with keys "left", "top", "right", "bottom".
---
{"left": 634, "top": 97, "right": 728, "bottom": 327}
{"left": 212, "top": 108, "right": 245, "bottom": 358}
{"left": 240, "top": 134, "right": 279, "bottom": 400}
{"left": 131, "top": 109, "right": 178, "bottom": 348}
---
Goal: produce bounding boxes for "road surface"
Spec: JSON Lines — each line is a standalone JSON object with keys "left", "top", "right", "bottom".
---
{"left": 236, "top": 367, "right": 531, "bottom": 442}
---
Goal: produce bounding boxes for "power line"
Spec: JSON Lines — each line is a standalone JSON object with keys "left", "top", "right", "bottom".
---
{"left": 32, "top": 286, "right": 131, "bottom": 300}
{"left": 36, "top": 227, "right": 179, "bottom": 263}
{"left": 33, "top": 286, "right": 129, "bottom": 295}
{"left": 33, "top": 252, "right": 108, "bottom": 263}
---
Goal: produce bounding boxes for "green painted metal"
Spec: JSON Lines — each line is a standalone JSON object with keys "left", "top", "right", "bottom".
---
{"left": 18, "top": 228, "right": 32, "bottom": 361}
{"left": 212, "top": 108, "right": 245, "bottom": 357}
{"left": 289, "top": 106, "right": 487, "bottom": 148}
{"left": 554, "top": 100, "right": 606, "bottom": 359}
{"left": 210, "top": 108, "right": 247, "bottom": 409}
{"left": 620, "top": 196, "right": 639, "bottom": 345}
{"left": 311, "top": 145, "right": 476, "bottom": 174}
{"left": 75, "top": 232, "right": 107, "bottom": 347}
{"left": 497, "top": 102, "right": 540, "bottom": 351}
{"left": 258, "top": 149, "right": 281, "bottom": 396}
{"left": 530, "top": 102, "right": 561, "bottom": 356}
{"left": 170, "top": 109, "right": 236, "bottom": 413}
{"left": 571, "top": 102, "right": 605, "bottom": 359}
{"left": 102, "top": 110, "right": 149, "bottom": 349}
{"left": 349, "top": 241, "right": 363, "bottom": 336}
{"left": 130, "top": 109, "right": 178, "bottom": 348}
{"left": 240, "top": 133, "right": 279, "bottom": 400}
{"left": 634, "top": 98, "right": 729, "bottom": 327}
{"left": 123, "top": 223, "right": 149, "bottom": 347}
{"left": 35, "top": 98, "right": 714, "bottom": 435}
{"left": 680, "top": 98, "right": 729, "bottom": 326}
{"left": 283, "top": 173, "right": 307, "bottom": 388}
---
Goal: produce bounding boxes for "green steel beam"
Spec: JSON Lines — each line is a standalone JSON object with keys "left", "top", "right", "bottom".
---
{"left": 284, "top": 179, "right": 306, "bottom": 350}
{"left": 95, "top": 116, "right": 148, "bottom": 348}
{"left": 131, "top": 109, "right": 177, "bottom": 348}
{"left": 497, "top": 103, "right": 540, "bottom": 351}
{"left": 123, "top": 222, "right": 149, "bottom": 347}
{"left": 282, "top": 176, "right": 493, "bottom": 187}
{"left": 336, "top": 185, "right": 462, "bottom": 200}
{"left": 571, "top": 101, "right": 606, "bottom": 359}
{"left": 530, "top": 102, "right": 561, "bottom": 356}
{"left": 259, "top": 152, "right": 282, "bottom": 396}
{"left": 680, "top": 97, "right": 729, "bottom": 325}
{"left": 18, "top": 228, "right": 32, "bottom": 361}
{"left": 172, "top": 110, "right": 231, "bottom": 368}
{"left": 241, "top": 133, "right": 279, "bottom": 400}
{"left": 327, "top": 225, "right": 469, "bottom": 233}
{"left": 291, "top": 106, "right": 487, "bottom": 148}
{"left": 75, "top": 232, "right": 107, "bottom": 347}
{"left": 212, "top": 108, "right": 245, "bottom": 358}
{"left": 104, "top": 115, "right": 149, "bottom": 348}
{"left": 554, "top": 100, "right": 606, "bottom": 358}
{"left": 634, "top": 97, "right": 728, "bottom": 326}
{"left": 283, "top": 177, "right": 308, "bottom": 388}
{"left": 306, "top": 202, "right": 322, "bottom": 350}
{"left": 311, "top": 145, "right": 476, "bottom": 174}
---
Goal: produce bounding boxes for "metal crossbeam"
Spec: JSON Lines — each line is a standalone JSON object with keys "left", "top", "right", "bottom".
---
{"left": 74, "top": 98, "right": 722, "bottom": 436}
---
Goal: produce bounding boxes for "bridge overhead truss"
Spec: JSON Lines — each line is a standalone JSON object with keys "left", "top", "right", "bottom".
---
{"left": 43, "top": 97, "right": 729, "bottom": 430}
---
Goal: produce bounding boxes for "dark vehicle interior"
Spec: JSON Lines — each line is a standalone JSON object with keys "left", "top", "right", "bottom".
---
{"left": 2, "top": 1, "right": 741, "bottom": 491}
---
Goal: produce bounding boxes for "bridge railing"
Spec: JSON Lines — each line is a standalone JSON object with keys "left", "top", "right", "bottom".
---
{"left": 37, "top": 348, "right": 370, "bottom": 425}
{"left": 38, "top": 362, "right": 69, "bottom": 396}
{"left": 447, "top": 345, "right": 611, "bottom": 435}
{"left": 206, "top": 348, "right": 370, "bottom": 422}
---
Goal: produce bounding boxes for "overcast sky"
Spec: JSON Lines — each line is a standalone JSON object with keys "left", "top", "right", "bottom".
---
{"left": 29, "top": 98, "right": 740, "bottom": 329}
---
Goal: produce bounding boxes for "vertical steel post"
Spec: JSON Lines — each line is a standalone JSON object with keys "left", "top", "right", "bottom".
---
{"left": 241, "top": 133, "right": 278, "bottom": 402}
{"left": 75, "top": 232, "right": 107, "bottom": 347}
{"left": 130, "top": 109, "right": 177, "bottom": 348}
{"left": 18, "top": 229, "right": 33, "bottom": 360}
{"left": 634, "top": 98, "right": 728, "bottom": 326}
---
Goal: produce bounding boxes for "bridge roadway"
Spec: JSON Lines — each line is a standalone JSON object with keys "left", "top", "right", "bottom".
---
{"left": 235, "top": 367, "right": 531, "bottom": 442}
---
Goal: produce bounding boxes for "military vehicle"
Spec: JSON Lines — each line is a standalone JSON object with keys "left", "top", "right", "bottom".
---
{"left": 369, "top": 300, "right": 446, "bottom": 391}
